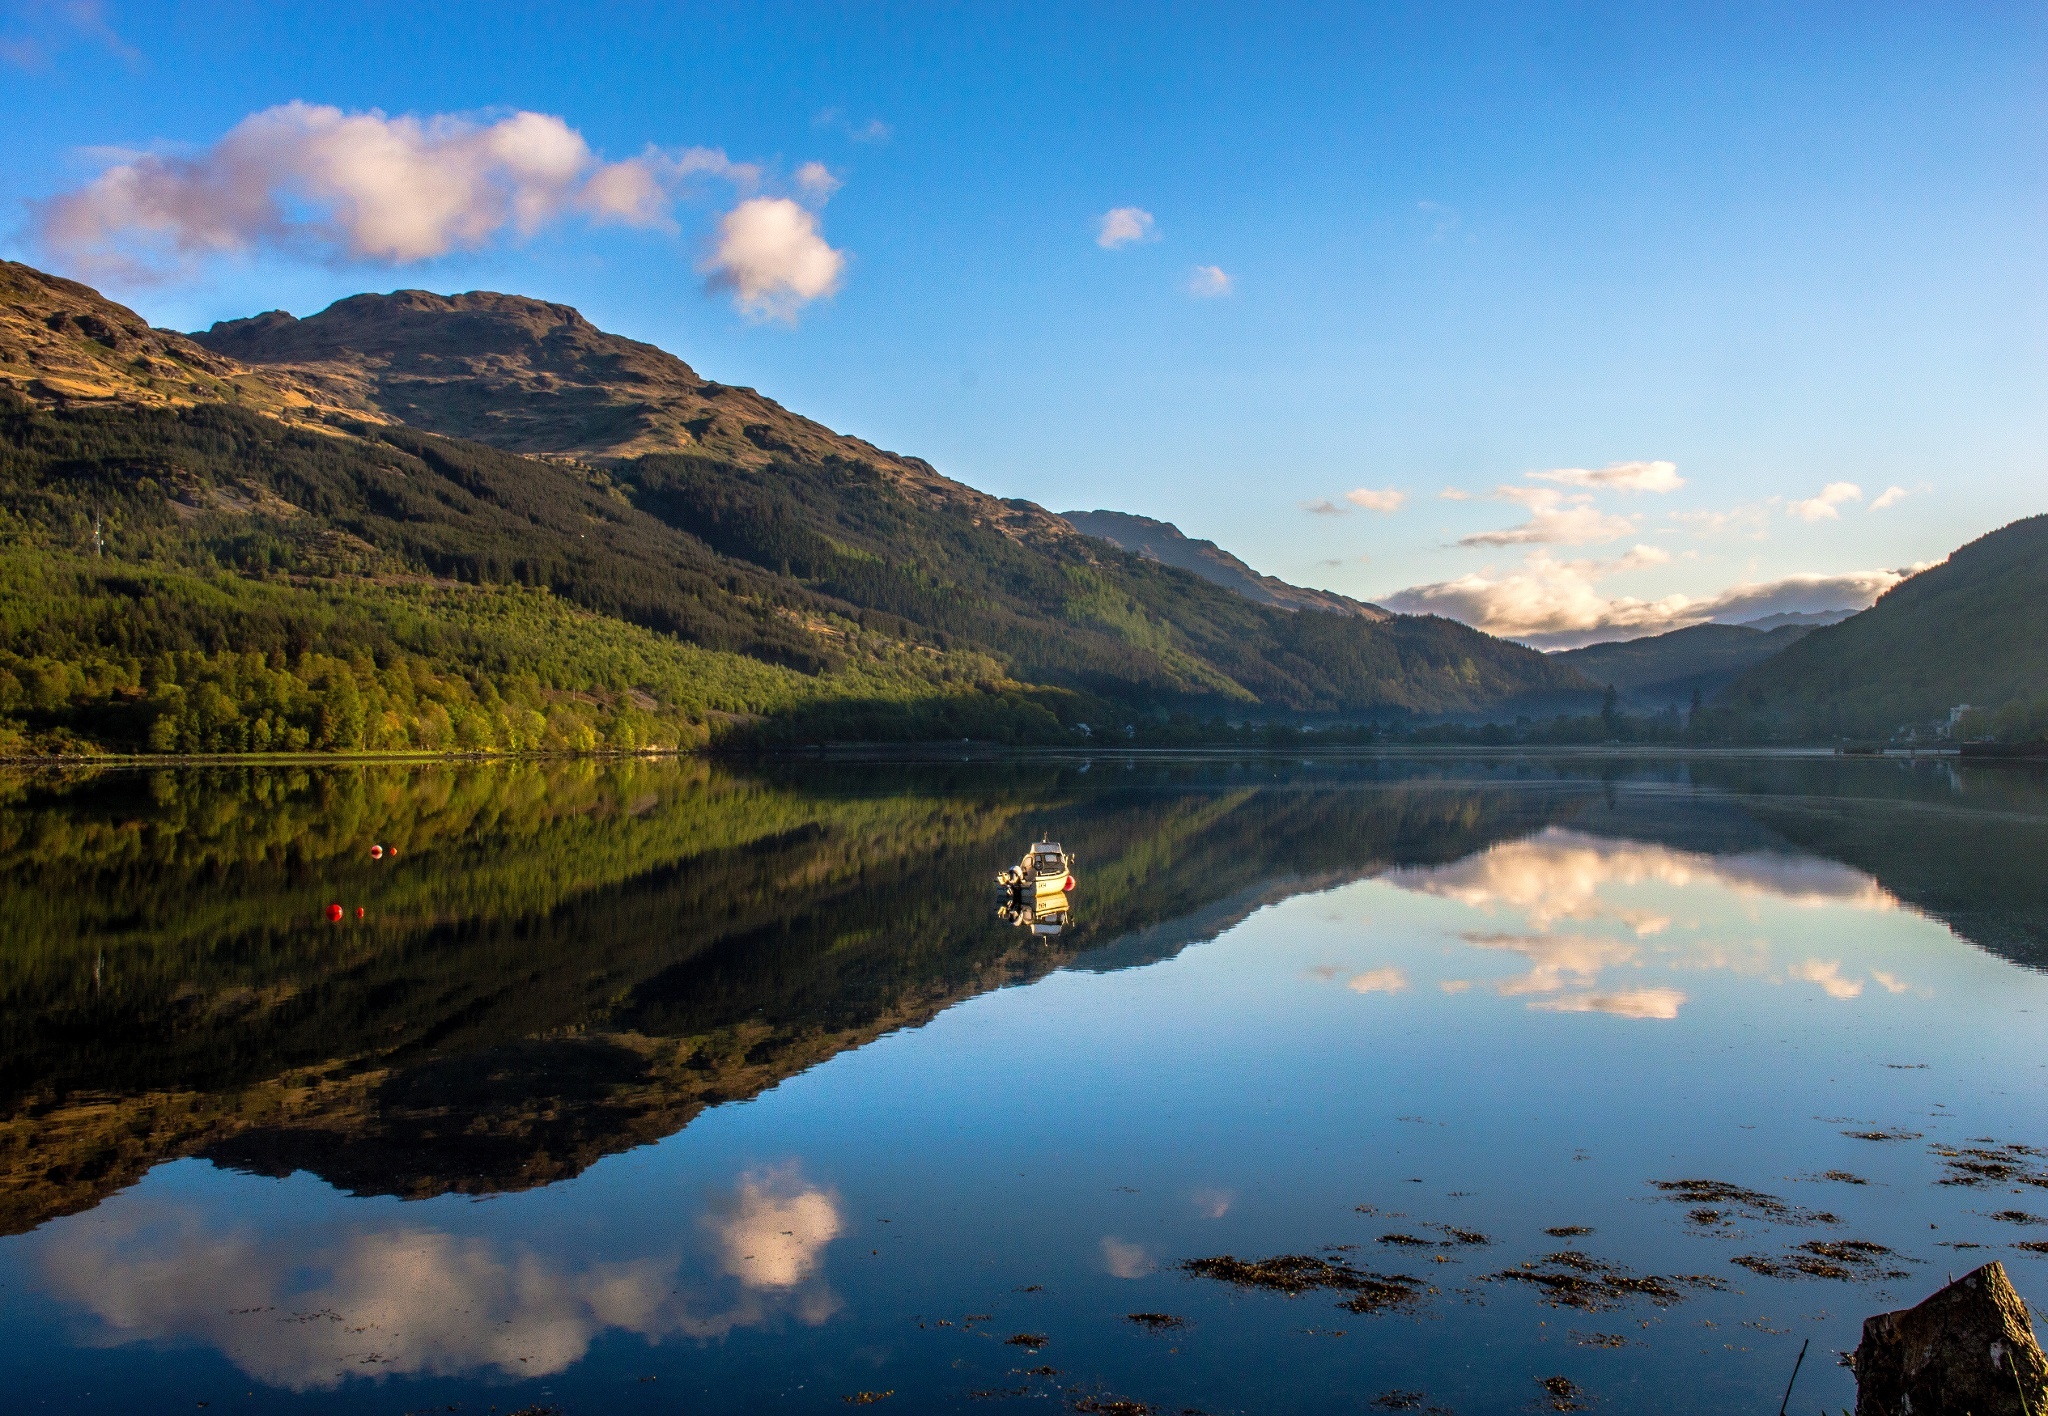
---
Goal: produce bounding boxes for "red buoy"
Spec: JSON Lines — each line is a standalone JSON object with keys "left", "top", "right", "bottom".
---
{"left": 1065, "top": 875, "right": 1076, "bottom": 892}
{"left": 356, "top": 906, "right": 365, "bottom": 919}
{"left": 326, "top": 903, "right": 343, "bottom": 923}
{"left": 369, "top": 845, "right": 384, "bottom": 860}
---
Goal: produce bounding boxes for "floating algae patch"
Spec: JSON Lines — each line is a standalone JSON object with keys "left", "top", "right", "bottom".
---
{"left": 1989, "top": 1210, "right": 2046, "bottom": 1225}
{"left": 1931, "top": 1142, "right": 2048, "bottom": 1190}
{"left": 1570, "top": 1330, "right": 1633, "bottom": 1347}
{"left": 1485, "top": 1250, "right": 1724, "bottom": 1312}
{"left": 1649, "top": 1179, "right": 1835, "bottom": 1225}
{"left": 1071, "top": 1397, "right": 1153, "bottom": 1416}
{"left": 1380, "top": 1233, "right": 1433, "bottom": 1247}
{"left": 1006, "top": 1332, "right": 1048, "bottom": 1348}
{"left": 1545, "top": 1226, "right": 1594, "bottom": 1238}
{"left": 1816, "top": 1170, "right": 1870, "bottom": 1185}
{"left": 1729, "top": 1239, "right": 1911, "bottom": 1281}
{"left": 1431, "top": 1224, "right": 1492, "bottom": 1246}
{"left": 2015, "top": 1242, "right": 2048, "bottom": 1255}
{"left": 1843, "top": 1129, "right": 1924, "bottom": 1142}
{"left": 1538, "top": 1375, "right": 1591, "bottom": 1411}
{"left": 1181, "top": 1253, "right": 1427, "bottom": 1316}
{"left": 1123, "top": 1312, "right": 1185, "bottom": 1331}
{"left": 843, "top": 1392, "right": 895, "bottom": 1405}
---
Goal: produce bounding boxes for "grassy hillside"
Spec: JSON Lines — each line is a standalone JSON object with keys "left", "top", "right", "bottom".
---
{"left": 1723, "top": 513, "right": 2048, "bottom": 738}
{"left": 1555, "top": 622, "right": 1811, "bottom": 710}
{"left": 0, "top": 261, "right": 1600, "bottom": 753}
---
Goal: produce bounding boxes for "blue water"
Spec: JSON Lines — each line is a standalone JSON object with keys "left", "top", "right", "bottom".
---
{"left": 1, "top": 754, "right": 2043, "bottom": 1413}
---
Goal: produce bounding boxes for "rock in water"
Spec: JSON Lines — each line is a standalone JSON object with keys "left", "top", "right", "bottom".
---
{"left": 1852, "top": 1261, "right": 2046, "bottom": 1415}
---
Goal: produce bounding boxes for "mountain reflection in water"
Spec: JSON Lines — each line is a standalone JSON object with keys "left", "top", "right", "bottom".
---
{"left": 1, "top": 753, "right": 2045, "bottom": 1413}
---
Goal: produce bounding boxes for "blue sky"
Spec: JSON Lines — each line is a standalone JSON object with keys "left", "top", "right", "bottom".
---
{"left": 3, "top": 1, "right": 2042, "bottom": 645}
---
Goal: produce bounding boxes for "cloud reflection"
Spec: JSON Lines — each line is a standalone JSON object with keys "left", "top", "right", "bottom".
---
{"left": 1101, "top": 1237, "right": 1155, "bottom": 1278}
{"left": 1789, "top": 958, "right": 1864, "bottom": 999}
{"left": 1531, "top": 987, "right": 1688, "bottom": 1020}
{"left": 1346, "top": 967, "right": 1409, "bottom": 994}
{"left": 34, "top": 1165, "right": 844, "bottom": 1391}
{"left": 1389, "top": 830, "right": 1899, "bottom": 932}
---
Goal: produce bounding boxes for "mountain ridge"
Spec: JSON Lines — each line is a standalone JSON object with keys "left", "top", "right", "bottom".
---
{"left": 1059, "top": 508, "right": 1388, "bottom": 619}
{"left": 0, "top": 261, "right": 1600, "bottom": 753}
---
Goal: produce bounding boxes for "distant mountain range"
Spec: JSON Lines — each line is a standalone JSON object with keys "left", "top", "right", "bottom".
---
{"left": 1059, "top": 509, "right": 1387, "bottom": 619}
{"left": 0, "top": 261, "right": 1596, "bottom": 754}
{"left": 1554, "top": 622, "right": 1817, "bottom": 710}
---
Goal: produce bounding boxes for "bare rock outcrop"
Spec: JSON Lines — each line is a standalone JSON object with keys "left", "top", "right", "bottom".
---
{"left": 1852, "top": 1261, "right": 2046, "bottom": 1416}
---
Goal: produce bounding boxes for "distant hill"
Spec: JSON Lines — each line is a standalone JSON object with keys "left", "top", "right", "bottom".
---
{"left": 1736, "top": 609, "right": 1856, "bottom": 632}
{"left": 1724, "top": 514, "right": 2048, "bottom": 737}
{"left": 0, "top": 262, "right": 1597, "bottom": 754}
{"left": 1060, "top": 509, "right": 1387, "bottom": 619}
{"left": 1555, "top": 622, "right": 1813, "bottom": 710}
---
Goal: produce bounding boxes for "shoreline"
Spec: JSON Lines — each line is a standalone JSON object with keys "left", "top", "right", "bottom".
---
{"left": 0, "top": 742, "right": 1986, "bottom": 768}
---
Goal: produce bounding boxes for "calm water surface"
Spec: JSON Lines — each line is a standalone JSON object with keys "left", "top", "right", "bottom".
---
{"left": 2, "top": 753, "right": 2045, "bottom": 1414}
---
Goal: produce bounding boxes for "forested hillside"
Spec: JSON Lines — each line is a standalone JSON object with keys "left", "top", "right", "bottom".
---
{"left": 0, "top": 263, "right": 1597, "bottom": 754}
{"left": 1723, "top": 514, "right": 2048, "bottom": 739}
{"left": 1555, "top": 622, "right": 1811, "bottom": 710}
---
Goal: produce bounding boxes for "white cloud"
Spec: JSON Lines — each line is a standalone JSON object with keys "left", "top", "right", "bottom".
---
{"left": 1190, "top": 1187, "right": 1234, "bottom": 1219}
{"left": 1458, "top": 487, "right": 1638, "bottom": 547}
{"left": 1302, "top": 498, "right": 1346, "bottom": 516}
{"left": 34, "top": 103, "right": 791, "bottom": 285}
{"left": 1869, "top": 486, "right": 1909, "bottom": 512}
{"left": 1346, "top": 967, "right": 1409, "bottom": 994}
{"left": 1101, "top": 1237, "right": 1155, "bottom": 1278}
{"left": 1458, "top": 931, "right": 1639, "bottom": 997}
{"left": 1872, "top": 970, "right": 1910, "bottom": 994}
{"left": 1344, "top": 487, "right": 1407, "bottom": 513}
{"left": 793, "top": 161, "right": 842, "bottom": 203}
{"left": 701, "top": 196, "right": 847, "bottom": 321}
{"left": 1787, "top": 482, "right": 1863, "bottom": 522}
{"left": 711, "top": 1169, "right": 844, "bottom": 1288}
{"left": 1187, "top": 264, "right": 1233, "bottom": 297}
{"left": 1383, "top": 550, "right": 1903, "bottom": 649}
{"left": 1438, "top": 488, "right": 1473, "bottom": 501}
{"left": 1440, "top": 979, "right": 1472, "bottom": 993}
{"left": 1096, "top": 206, "right": 1157, "bottom": 248}
{"left": 813, "top": 110, "right": 893, "bottom": 144}
{"left": 1528, "top": 460, "right": 1684, "bottom": 494}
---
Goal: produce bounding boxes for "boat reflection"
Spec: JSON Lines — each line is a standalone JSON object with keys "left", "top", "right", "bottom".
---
{"left": 999, "top": 889, "right": 1071, "bottom": 936}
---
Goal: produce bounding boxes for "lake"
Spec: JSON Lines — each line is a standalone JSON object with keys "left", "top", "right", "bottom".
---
{"left": 2, "top": 752, "right": 2045, "bottom": 1414}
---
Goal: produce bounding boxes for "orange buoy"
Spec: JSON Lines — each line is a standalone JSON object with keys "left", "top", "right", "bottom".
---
{"left": 326, "top": 903, "right": 343, "bottom": 922}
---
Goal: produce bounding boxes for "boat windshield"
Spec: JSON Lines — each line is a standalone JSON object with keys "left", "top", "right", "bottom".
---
{"left": 1034, "top": 854, "right": 1064, "bottom": 873}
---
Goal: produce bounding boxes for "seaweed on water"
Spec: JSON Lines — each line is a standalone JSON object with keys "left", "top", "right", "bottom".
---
{"left": 843, "top": 1393, "right": 895, "bottom": 1405}
{"left": 1932, "top": 1142, "right": 2048, "bottom": 1190}
{"left": 1729, "top": 1239, "right": 1910, "bottom": 1281}
{"left": 1818, "top": 1170, "right": 1869, "bottom": 1185}
{"left": 1545, "top": 1226, "right": 1593, "bottom": 1238}
{"left": 1538, "top": 1375, "right": 1590, "bottom": 1411}
{"left": 2015, "top": 1242, "right": 2048, "bottom": 1255}
{"left": 1181, "top": 1253, "right": 1427, "bottom": 1316}
{"left": 1844, "top": 1129, "right": 1923, "bottom": 1142}
{"left": 1570, "top": 1331, "right": 1631, "bottom": 1347}
{"left": 1124, "top": 1313, "right": 1185, "bottom": 1331}
{"left": 1381, "top": 1233, "right": 1433, "bottom": 1247}
{"left": 1485, "top": 1251, "right": 1724, "bottom": 1312}
{"left": 1989, "top": 1210, "right": 2045, "bottom": 1225}
{"left": 1071, "top": 1398, "right": 1153, "bottom": 1416}
{"left": 1432, "top": 1224, "right": 1492, "bottom": 1246}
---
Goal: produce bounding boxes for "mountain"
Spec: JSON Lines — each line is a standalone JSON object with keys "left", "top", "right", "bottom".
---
{"left": 0, "top": 262, "right": 1597, "bottom": 754}
{"left": 1554, "top": 622, "right": 1813, "bottom": 710}
{"left": 1736, "top": 609, "right": 1856, "bottom": 632}
{"left": 1059, "top": 508, "right": 1387, "bottom": 619}
{"left": 1723, "top": 514, "right": 2048, "bottom": 737}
